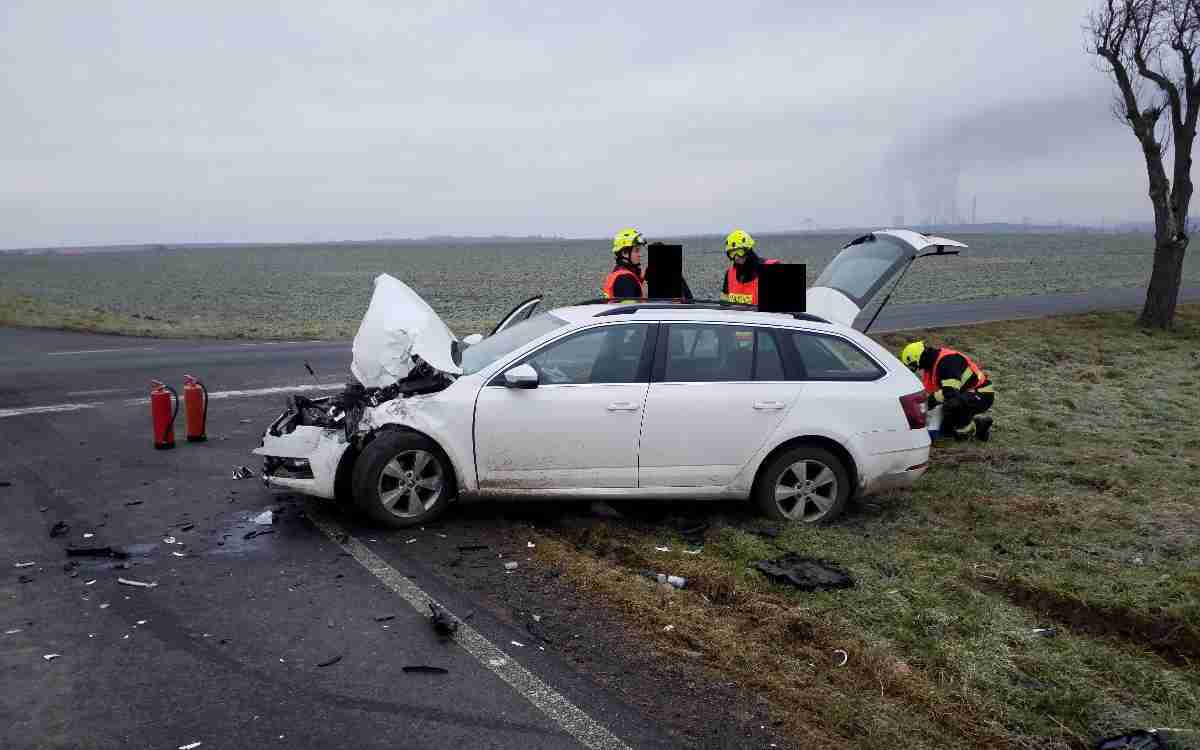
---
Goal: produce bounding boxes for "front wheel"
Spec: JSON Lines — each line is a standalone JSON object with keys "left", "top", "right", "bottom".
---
{"left": 754, "top": 444, "right": 851, "bottom": 524}
{"left": 351, "top": 431, "right": 455, "bottom": 528}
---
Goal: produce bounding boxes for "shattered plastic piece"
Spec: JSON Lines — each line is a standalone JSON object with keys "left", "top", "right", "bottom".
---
{"left": 82, "top": 533, "right": 94, "bottom": 539}
{"left": 511, "top": 640, "right": 525, "bottom": 647}
{"left": 406, "top": 538, "right": 417, "bottom": 544}
{"left": 163, "top": 537, "right": 178, "bottom": 545}
{"left": 402, "top": 665, "right": 449, "bottom": 674}
{"left": 243, "top": 529, "right": 275, "bottom": 540}
{"left": 1030, "top": 627, "right": 1058, "bottom": 637}
{"left": 117, "top": 577, "right": 158, "bottom": 588}
{"left": 526, "top": 542, "right": 536, "bottom": 549}
{"left": 231, "top": 465, "right": 255, "bottom": 480}
{"left": 18, "top": 574, "right": 34, "bottom": 583}
{"left": 316, "top": 654, "right": 343, "bottom": 668}
{"left": 663, "top": 624, "right": 675, "bottom": 632}
{"left": 99, "top": 603, "right": 110, "bottom": 609}
{"left": 124, "top": 500, "right": 143, "bottom": 507}
{"left": 752, "top": 554, "right": 853, "bottom": 591}
{"left": 179, "top": 523, "right": 195, "bottom": 532}
{"left": 654, "top": 546, "right": 671, "bottom": 552}
{"left": 66, "top": 546, "right": 128, "bottom": 558}
{"left": 4, "top": 628, "right": 22, "bottom": 635}
{"left": 833, "top": 649, "right": 849, "bottom": 667}
{"left": 14, "top": 562, "right": 35, "bottom": 568}
{"left": 252, "top": 510, "right": 273, "bottom": 525}
{"left": 374, "top": 615, "right": 396, "bottom": 622}
{"left": 683, "top": 549, "right": 703, "bottom": 555}
{"left": 428, "top": 602, "right": 458, "bottom": 637}
{"left": 136, "top": 620, "right": 147, "bottom": 625}
{"left": 643, "top": 572, "right": 687, "bottom": 589}
{"left": 504, "top": 562, "right": 519, "bottom": 571}
{"left": 84, "top": 579, "right": 96, "bottom": 586}
{"left": 179, "top": 743, "right": 203, "bottom": 750}
{"left": 172, "top": 552, "right": 186, "bottom": 558}
{"left": 1094, "top": 729, "right": 1168, "bottom": 750}
{"left": 43, "top": 654, "right": 61, "bottom": 661}
{"left": 49, "top": 521, "right": 70, "bottom": 538}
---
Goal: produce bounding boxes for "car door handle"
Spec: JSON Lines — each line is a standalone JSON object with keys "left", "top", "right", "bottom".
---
{"left": 606, "top": 401, "right": 640, "bottom": 412}
{"left": 753, "top": 401, "right": 786, "bottom": 411}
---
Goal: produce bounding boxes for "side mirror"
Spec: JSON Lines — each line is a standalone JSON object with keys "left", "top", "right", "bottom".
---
{"left": 503, "top": 363, "right": 539, "bottom": 389}
{"left": 462, "top": 333, "right": 484, "bottom": 346}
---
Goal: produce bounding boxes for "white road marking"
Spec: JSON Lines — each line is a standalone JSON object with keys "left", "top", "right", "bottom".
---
{"left": 46, "top": 347, "right": 156, "bottom": 356}
{"left": 66, "top": 388, "right": 131, "bottom": 397}
{"left": 0, "top": 402, "right": 103, "bottom": 419}
{"left": 307, "top": 509, "right": 633, "bottom": 750}
{"left": 122, "top": 383, "right": 343, "bottom": 406}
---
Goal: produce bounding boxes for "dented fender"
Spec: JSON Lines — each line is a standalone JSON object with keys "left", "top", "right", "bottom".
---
{"left": 359, "top": 389, "right": 479, "bottom": 494}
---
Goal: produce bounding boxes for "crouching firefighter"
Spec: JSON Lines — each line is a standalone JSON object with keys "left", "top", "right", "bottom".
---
{"left": 603, "top": 227, "right": 648, "bottom": 300}
{"left": 900, "top": 341, "right": 995, "bottom": 441}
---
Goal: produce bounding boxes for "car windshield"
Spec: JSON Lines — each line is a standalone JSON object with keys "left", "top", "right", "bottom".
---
{"left": 460, "top": 313, "right": 568, "bottom": 375}
{"left": 812, "top": 234, "right": 913, "bottom": 308}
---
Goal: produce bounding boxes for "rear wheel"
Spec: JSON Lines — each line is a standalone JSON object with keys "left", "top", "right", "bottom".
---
{"left": 754, "top": 444, "right": 850, "bottom": 524}
{"left": 351, "top": 431, "right": 455, "bottom": 528}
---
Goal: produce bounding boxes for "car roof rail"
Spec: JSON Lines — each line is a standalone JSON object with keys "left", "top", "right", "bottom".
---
{"left": 586, "top": 299, "right": 830, "bottom": 324}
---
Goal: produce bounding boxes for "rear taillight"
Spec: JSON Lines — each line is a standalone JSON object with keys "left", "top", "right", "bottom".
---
{"left": 899, "top": 391, "right": 927, "bottom": 430}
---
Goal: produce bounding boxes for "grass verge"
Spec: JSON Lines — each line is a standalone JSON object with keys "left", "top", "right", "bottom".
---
{"left": 528, "top": 305, "right": 1200, "bottom": 749}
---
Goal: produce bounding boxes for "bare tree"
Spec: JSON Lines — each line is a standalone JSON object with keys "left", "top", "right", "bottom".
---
{"left": 1088, "top": 0, "right": 1198, "bottom": 328}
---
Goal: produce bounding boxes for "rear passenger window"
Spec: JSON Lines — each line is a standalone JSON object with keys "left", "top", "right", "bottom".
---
{"left": 789, "top": 333, "right": 883, "bottom": 381}
{"left": 662, "top": 325, "right": 786, "bottom": 382}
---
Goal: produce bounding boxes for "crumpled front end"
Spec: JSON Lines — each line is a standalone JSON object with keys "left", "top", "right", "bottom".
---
{"left": 253, "top": 395, "right": 350, "bottom": 499}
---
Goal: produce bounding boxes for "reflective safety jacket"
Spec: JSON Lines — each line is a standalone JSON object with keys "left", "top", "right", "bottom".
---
{"left": 922, "top": 347, "right": 994, "bottom": 403}
{"left": 720, "top": 259, "right": 779, "bottom": 305}
{"left": 602, "top": 267, "right": 646, "bottom": 299}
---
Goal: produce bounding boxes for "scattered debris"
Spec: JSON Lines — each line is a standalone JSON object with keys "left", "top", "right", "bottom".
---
{"left": 504, "top": 562, "right": 519, "bottom": 571}
{"left": 252, "top": 510, "right": 273, "bottom": 525}
{"left": 526, "top": 541, "right": 536, "bottom": 549}
{"left": 402, "top": 665, "right": 448, "bottom": 674}
{"left": 172, "top": 552, "right": 187, "bottom": 558}
{"left": 654, "top": 546, "right": 671, "bottom": 553}
{"left": 136, "top": 620, "right": 147, "bottom": 625}
{"left": 663, "top": 624, "right": 675, "bottom": 632}
{"left": 457, "top": 544, "right": 488, "bottom": 552}
{"left": 163, "top": 536, "right": 178, "bottom": 545}
{"left": 84, "top": 579, "right": 96, "bottom": 586}
{"left": 833, "top": 649, "right": 849, "bottom": 667}
{"left": 4, "top": 628, "right": 23, "bottom": 635}
{"left": 99, "top": 603, "right": 110, "bottom": 609}
{"left": 752, "top": 554, "right": 853, "bottom": 591}
{"left": 49, "top": 521, "right": 70, "bottom": 538}
{"left": 643, "top": 571, "right": 687, "bottom": 589}
{"left": 179, "top": 523, "right": 195, "bottom": 532}
{"left": 316, "top": 654, "right": 343, "bottom": 668}
{"left": 1094, "top": 729, "right": 1169, "bottom": 750}
{"left": 683, "top": 549, "right": 703, "bottom": 555}
{"left": 117, "top": 577, "right": 158, "bottom": 588}
{"left": 1030, "top": 627, "right": 1058, "bottom": 638}
{"left": 488, "top": 658, "right": 506, "bottom": 668}
{"left": 406, "top": 538, "right": 417, "bottom": 544}
{"left": 243, "top": 529, "right": 275, "bottom": 540}
{"left": 231, "top": 466, "right": 255, "bottom": 480}
{"left": 14, "top": 562, "right": 35, "bottom": 568}
{"left": 124, "top": 500, "right": 143, "bottom": 507}
{"left": 428, "top": 602, "right": 458, "bottom": 637}
{"left": 179, "top": 742, "right": 202, "bottom": 750}
{"left": 0, "top": 480, "right": 10, "bottom": 487}
{"left": 373, "top": 615, "right": 396, "bottom": 622}
{"left": 43, "top": 654, "right": 61, "bottom": 661}
{"left": 82, "top": 533, "right": 94, "bottom": 539}
{"left": 18, "top": 575, "right": 34, "bottom": 583}
{"left": 510, "top": 640, "right": 525, "bottom": 647}
{"left": 66, "top": 546, "right": 128, "bottom": 559}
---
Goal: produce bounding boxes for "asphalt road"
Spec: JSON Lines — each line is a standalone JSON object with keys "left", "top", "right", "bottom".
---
{"left": 1, "top": 283, "right": 1196, "bottom": 750}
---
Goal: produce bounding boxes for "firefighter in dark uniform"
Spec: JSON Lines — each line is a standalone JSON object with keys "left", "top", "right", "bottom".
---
{"left": 901, "top": 341, "right": 995, "bottom": 441}
{"left": 719, "top": 229, "right": 778, "bottom": 305}
{"left": 603, "top": 227, "right": 648, "bottom": 299}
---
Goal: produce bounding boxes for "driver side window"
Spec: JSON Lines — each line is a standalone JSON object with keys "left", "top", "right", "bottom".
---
{"left": 523, "top": 324, "right": 649, "bottom": 385}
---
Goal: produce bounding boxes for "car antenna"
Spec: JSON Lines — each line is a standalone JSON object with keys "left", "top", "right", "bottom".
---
{"left": 303, "top": 359, "right": 319, "bottom": 384}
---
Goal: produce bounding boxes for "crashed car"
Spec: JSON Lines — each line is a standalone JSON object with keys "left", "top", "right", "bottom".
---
{"left": 255, "top": 229, "right": 965, "bottom": 527}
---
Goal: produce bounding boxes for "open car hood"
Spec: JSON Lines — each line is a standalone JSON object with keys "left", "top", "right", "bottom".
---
{"left": 805, "top": 229, "right": 967, "bottom": 327}
{"left": 351, "top": 274, "right": 462, "bottom": 387}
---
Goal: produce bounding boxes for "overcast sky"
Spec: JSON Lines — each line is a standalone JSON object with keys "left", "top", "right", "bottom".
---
{"left": 0, "top": 1, "right": 1151, "bottom": 247}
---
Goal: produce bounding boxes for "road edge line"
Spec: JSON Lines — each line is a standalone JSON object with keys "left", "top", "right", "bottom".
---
{"left": 307, "top": 508, "right": 633, "bottom": 750}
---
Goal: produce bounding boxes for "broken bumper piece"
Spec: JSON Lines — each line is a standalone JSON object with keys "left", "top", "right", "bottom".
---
{"left": 253, "top": 426, "right": 348, "bottom": 500}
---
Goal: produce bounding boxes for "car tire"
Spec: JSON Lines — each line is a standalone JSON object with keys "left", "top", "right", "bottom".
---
{"left": 351, "top": 430, "right": 455, "bottom": 528}
{"left": 754, "top": 444, "right": 851, "bottom": 524}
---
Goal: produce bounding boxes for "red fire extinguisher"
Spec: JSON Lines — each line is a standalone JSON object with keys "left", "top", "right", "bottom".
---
{"left": 183, "top": 374, "right": 208, "bottom": 443}
{"left": 150, "top": 380, "right": 179, "bottom": 450}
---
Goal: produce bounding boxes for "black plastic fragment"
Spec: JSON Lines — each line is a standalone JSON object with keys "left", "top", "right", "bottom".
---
{"left": 752, "top": 553, "right": 853, "bottom": 591}
{"left": 374, "top": 615, "right": 396, "bottom": 622}
{"left": 243, "top": 528, "right": 275, "bottom": 540}
{"left": 49, "top": 521, "right": 70, "bottom": 538}
{"left": 316, "top": 654, "right": 343, "bottom": 668}
{"left": 124, "top": 500, "right": 143, "bottom": 507}
{"left": 402, "top": 666, "right": 448, "bottom": 674}
{"left": 457, "top": 544, "right": 488, "bottom": 552}
{"left": 1094, "top": 729, "right": 1168, "bottom": 750}
{"left": 0, "top": 480, "right": 11, "bottom": 487}
{"left": 179, "top": 523, "right": 195, "bottom": 532}
{"left": 428, "top": 602, "right": 458, "bottom": 637}
{"left": 66, "top": 546, "right": 129, "bottom": 559}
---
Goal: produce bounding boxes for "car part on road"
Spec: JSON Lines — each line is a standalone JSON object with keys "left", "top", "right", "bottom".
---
{"left": 315, "top": 654, "right": 343, "bottom": 668}
{"left": 117, "top": 577, "right": 158, "bottom": 588}
{"left": 752, "top": 553, "right": 853, "bottom": 591}
{"left": 504, "top": 562, "right": 519, "bottom": 571}
{"left": 231, "top": 465, "right": 255, "bottom": 480}
{"left": 754, "top": 444, "right": 851, "bottom": 524}
{"left": 642, "top": 571, "right": 686, "bottom": 589}
{"left": 243, "top": 528, "right": 274, "bottom": 540}
{"left": 14, "top": 561, "right": 35, "bottom": 568}
{"left": 252, "top": 510, "right": 273, "bottom": 525}
{"left": 43, "top": 653, "right": 61, "bottom": 661}
{"left": 403, "top": 665, "right": 449, "bottom": 674}
{"left": 351, "top": 431, "right": 454, "bottom": 528}
{"left": 49, "top": 521, "right": 69, "bottom": 538}
{"left": 428, "top": 602, "right": 459, "bottom": 637}
{"left": 65, "top": 546, "right": 129, "bottom": 559}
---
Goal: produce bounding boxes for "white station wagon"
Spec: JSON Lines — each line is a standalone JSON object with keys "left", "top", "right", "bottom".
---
{"left": 255, "top": 230, "right": 964, "bottom": 527}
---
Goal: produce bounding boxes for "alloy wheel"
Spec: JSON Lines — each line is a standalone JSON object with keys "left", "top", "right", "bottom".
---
{"left": 377, "top": 449, "right": 445, "bottom": 519}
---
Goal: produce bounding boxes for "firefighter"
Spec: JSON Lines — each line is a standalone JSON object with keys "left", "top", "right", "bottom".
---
{"left": 900, "top": 341, "right": 995, "bottom": 441}
{"left": 603, "top": 227, "right": 648, "bottom": 299}
{"left": 719, "top": 229, "right": 778, "bottom": 305}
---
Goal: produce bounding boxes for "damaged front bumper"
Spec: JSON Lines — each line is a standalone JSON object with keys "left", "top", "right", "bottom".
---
{"left": 253, "top": 399, "right": 350, "bottom": 500}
